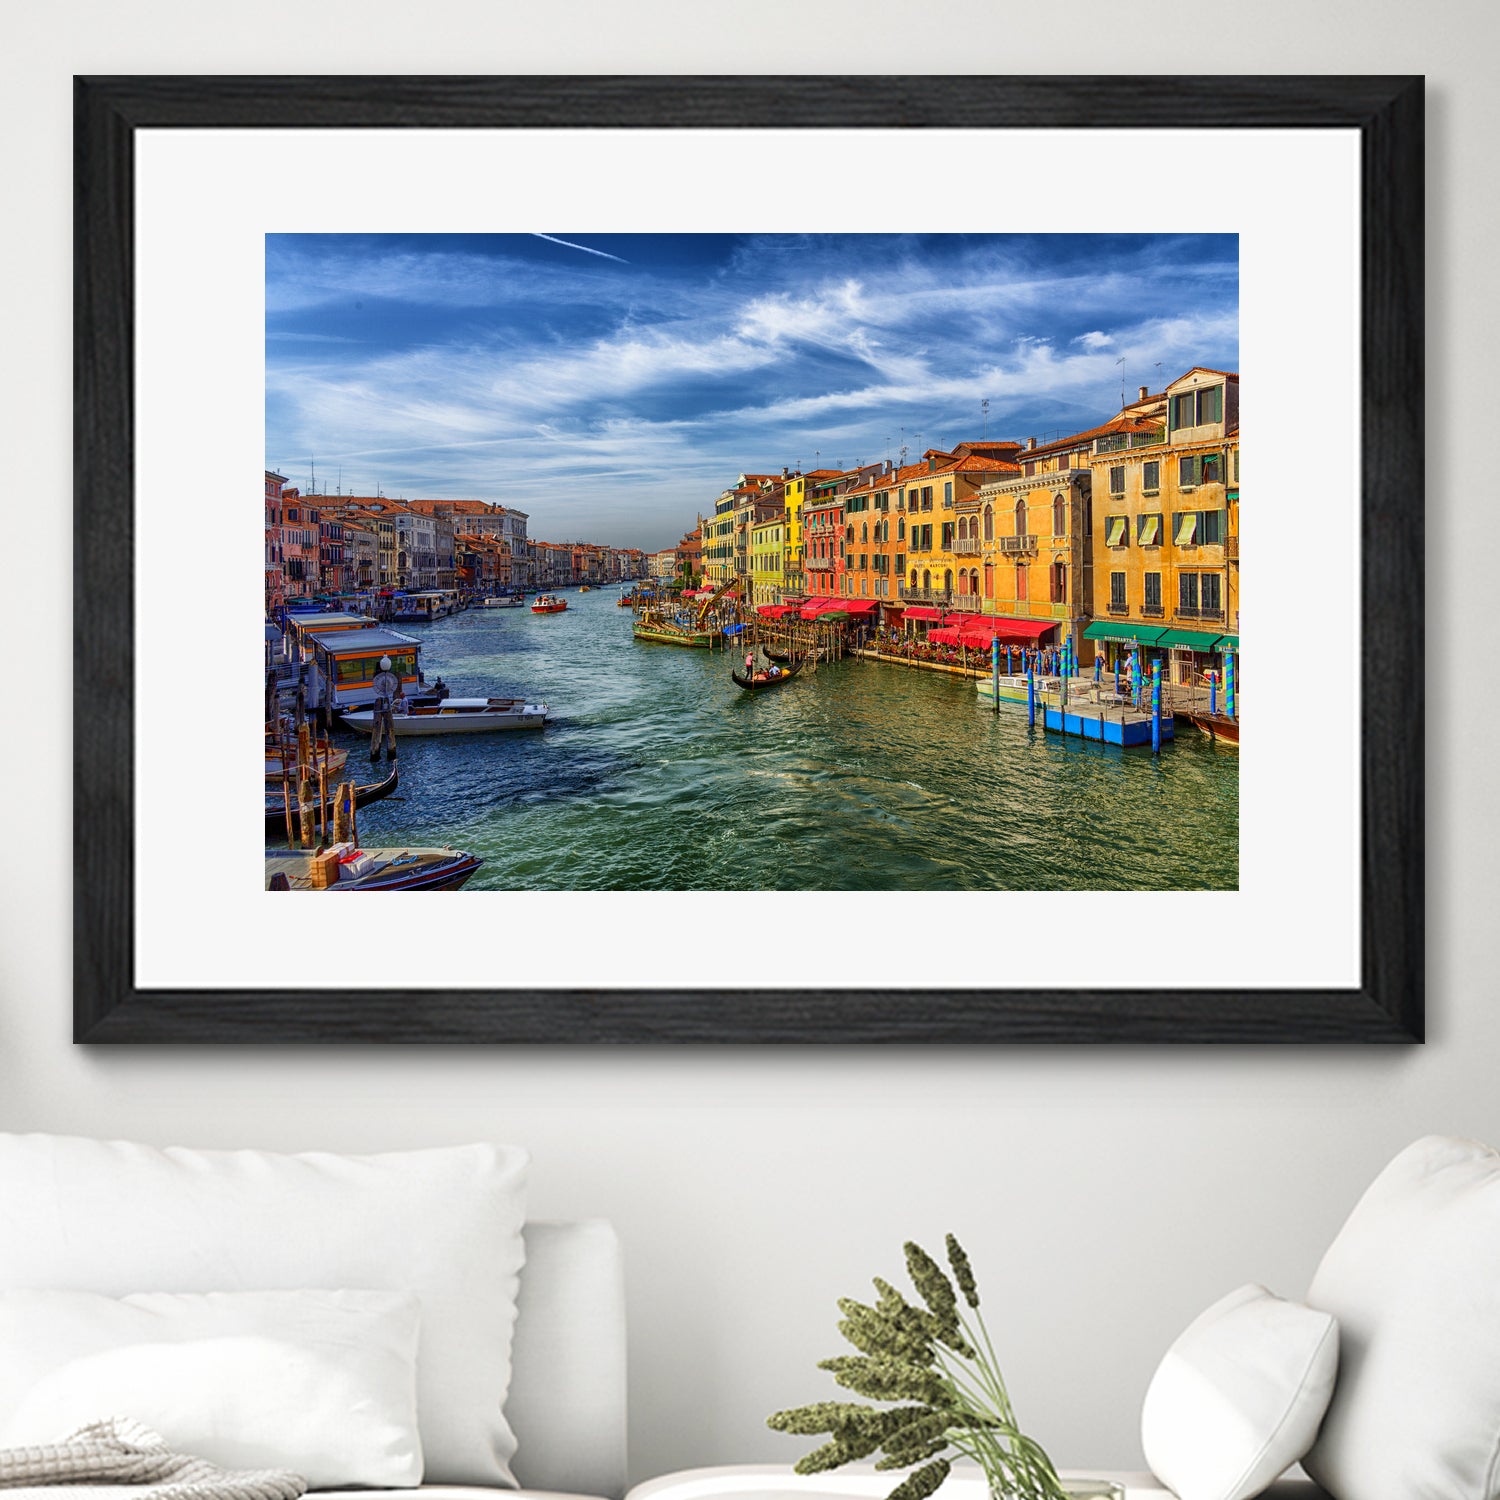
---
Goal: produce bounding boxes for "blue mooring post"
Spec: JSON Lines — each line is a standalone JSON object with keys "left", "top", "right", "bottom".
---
{"left": 1226, "top": 650, "right": 1237, "bottom": 718}
{"left": 1114, "top": 657, "right": 1120, "bottom": 695}
{"left": 991, "top": 636, "right": 1000, "bottom": 713}
{"left": 1209, "top": 669, "right": 1218, "bottom": 717}
{"left": 1027, "top": 661, "right": 1036, "bottom": 728}
{"left": 1151, "top": 661, "right": 1162, "bottom": 755}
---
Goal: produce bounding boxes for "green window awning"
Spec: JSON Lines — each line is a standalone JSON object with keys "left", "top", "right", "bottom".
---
{"left": 1083, "top": 622, "right": 1169, "bottom": 646}
{"left": 1175, "top": 513, "right": 1198, "bottom": 545}
{"left": 1105, "top": 516, "right": 1127, "bottom": 547}
{"left": 1215, "top": 634, "right": 1239, "bottom": 653}
{"left": 1157, "top": 627, "right": 1223, "bottom": 650}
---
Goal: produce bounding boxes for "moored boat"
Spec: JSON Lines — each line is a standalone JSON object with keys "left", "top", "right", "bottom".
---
{"left": 265, "top": 764, "right": 399, "bottom": 828}
{"left": 478, "top": 595, "right": 524, "bottom": 608}
{"left": 266, "top": 740, "right": 348, "bottom": 781}
{"left": 1188, "top": 711, "right": 1240, "bottom": 745}
{"left": 632, "top": 618, "right": 716, "bottom": 647}
{"left": 341, "top": 696, "right": 549, "bottom": 734}
{"left": 531, "top": 594, "right": 568, "bottom": 614}
{"left": 265, "top": 845, "right": 482, "bottom": 891}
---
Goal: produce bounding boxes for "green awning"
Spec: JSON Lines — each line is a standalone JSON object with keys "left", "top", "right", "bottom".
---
{"left": 1083, "top": 621, "right": 1169, "bottom": 645}
{"left": 1157, "top": 627, "right": 1223, "bottom": 650}
{"left": 1215, "top": 634, "right": 1239, "bottom": 652}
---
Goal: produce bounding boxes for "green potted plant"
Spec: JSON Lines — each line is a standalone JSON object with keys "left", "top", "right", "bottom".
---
{"left": 768, "top": 1236, "right": 1118, "bottom": 1500}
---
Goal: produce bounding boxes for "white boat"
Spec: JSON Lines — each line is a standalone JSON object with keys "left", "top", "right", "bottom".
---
{"left": 478, "top": 595, "right": 524, "bottom": 608}
{"left": 341, "top": 696, "right": 549, "bottom": 734}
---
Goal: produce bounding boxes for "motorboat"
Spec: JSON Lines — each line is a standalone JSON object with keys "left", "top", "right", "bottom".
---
{"left": 531, "top": 594, "right": 568, "bottom": 614}
{"left": 265, "top": 845, "right": 482, "bottom": 891}
{"left": 340, "top": 696, "right": 549, "bottom": 734}
{"left": 477, "top": 595, "right": 524, "bottom": 608}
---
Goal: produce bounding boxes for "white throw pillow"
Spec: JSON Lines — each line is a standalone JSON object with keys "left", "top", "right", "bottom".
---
{"left": 0, "top": 1289, "right": 421, "bottom": 1489}
{"left": 0, "top": 1134, "right": 528, "bottom": 1487}
{"left": 1141, "top": 1283, "right": 1338, "bottom": 1500}
{"left": 1304, "top": 1135, "right": 1500, "bottom": 1500}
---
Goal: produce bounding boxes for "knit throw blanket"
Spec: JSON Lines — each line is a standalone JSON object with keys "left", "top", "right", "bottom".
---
{"left": 0, "top": 1419, "right": 306, "bottom": 1500}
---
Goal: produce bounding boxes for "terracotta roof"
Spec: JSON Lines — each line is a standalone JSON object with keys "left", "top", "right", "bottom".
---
{"left": 1170, "top": 367, "right": 1240, "bottom": 384}
{"left": 1027, "top": 412, "right": 1163, "bottom": 458}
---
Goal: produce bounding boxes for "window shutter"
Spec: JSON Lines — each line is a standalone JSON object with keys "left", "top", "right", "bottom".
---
{"left": 1175, "top": 513, "right": 1199, "bottom": 546}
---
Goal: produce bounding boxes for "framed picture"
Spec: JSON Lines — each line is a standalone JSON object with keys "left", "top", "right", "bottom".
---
{"left": 74, "top": 76, "right": 1423, "bottom": 1043}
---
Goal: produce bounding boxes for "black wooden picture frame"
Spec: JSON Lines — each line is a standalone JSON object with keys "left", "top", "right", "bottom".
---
{"left": 74, "top": 75, "right": 1424, "bottom": 1043}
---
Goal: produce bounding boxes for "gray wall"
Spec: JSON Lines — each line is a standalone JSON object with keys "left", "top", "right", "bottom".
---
{"left": 2, "top": 0, "right": 1489, "bottom": 1484}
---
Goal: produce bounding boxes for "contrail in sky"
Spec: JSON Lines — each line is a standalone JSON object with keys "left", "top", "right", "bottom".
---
{"left": 531, "top": 233, "right": 629, "bottom": 263}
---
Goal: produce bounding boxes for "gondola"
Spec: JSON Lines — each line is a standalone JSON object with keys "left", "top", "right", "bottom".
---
{"left": 265, "top": 763, "right": 399, "bottom": 829}
{"left": 731, "top": 658, "right": 806, "bottom": 691}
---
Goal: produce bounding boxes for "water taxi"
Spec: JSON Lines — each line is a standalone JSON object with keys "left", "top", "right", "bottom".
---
{"left": 341, "top": 697, "right": 549, "bottom": 735}
{"left": 531, "top": 594, "right": 568, "bottom": 614}
{"left": 265, "top": 845, "right": 482, "bottom": 891}
{"left": 477, "top": 595, "right": 524, "bottom": 608}
{"left": 304, "top": 626, "right": 424, "bottom": 712}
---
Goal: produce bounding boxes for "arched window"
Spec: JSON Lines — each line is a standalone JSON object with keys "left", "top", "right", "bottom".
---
{"left": 1016, "top": 563, "right": 1028, "bottom": 601}
{"left": 984, "top": 561, "right": 994, "bottom": 598}
{"left": 923, "top": 569, "right": 931, "bottom": 591}
{"left": 1053, "top": 494, "right": 1067, "bottom": 537}
{"left": 944, "top": 568, "right": 953, "bottom": 593}
{"left": 861, "top": 523, "right": 868, "bottom": 543}
{"left": 1015, "top": 499, "right": 1027, "bottom": 537}
{"left": 910, "top": 568, "right": 918, "bottom": 589}
{"left": 957, "top": 516, "right": 968, "bottom": 542}
{"left": 846, "top": 524, "right": 854, "bottom": 543}
{"left": 983, "top": 504, "right": 993, "bottom": 541}
{"left": 957, "top": 571, "right": 967, "bottom": 597}
{"left": 1051, "top": 561, "right": 1067, "bottom": 603}
{"left": 898, "top": 517, "right": 905, "bottom": 541}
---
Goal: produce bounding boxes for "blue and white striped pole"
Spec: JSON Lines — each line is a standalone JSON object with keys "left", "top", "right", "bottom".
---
{"left": 1131, "top": 651, "right": 1142, "bottom": 710}
{"left": 1209, "top": 669, "right": 1218, "bottom": 717}
{"left": 1027, "top": 659, "right": 1036, "bottom": 728}
{"left": 1226, "top": 650, "right": 1237, "bottom": 718}
{"left": 1151, "top": 661, "right": 1162, "bottom": 755}
{"left": 991, "top": 636, "right": 1001, "bottom": 714}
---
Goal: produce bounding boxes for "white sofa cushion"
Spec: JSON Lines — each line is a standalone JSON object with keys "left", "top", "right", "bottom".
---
{"left": 0, "top": 1288, "right": 421, "bottom": 1488}
{"left": 0, "top": 1134, "right": 527, "bottom": 1487}
{"left": 1141, "top": 1284, "right": 1338, "bottom": 1500}
{"left": 1303, "top": 1134, "right": 1500, "bottom": 1500}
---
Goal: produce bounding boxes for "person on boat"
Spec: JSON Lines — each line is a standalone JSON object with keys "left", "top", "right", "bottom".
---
{"left": 370, "top": 655, "right": 402, "bottom": 763}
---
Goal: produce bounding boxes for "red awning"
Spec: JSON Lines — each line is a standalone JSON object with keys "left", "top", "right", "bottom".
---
{"left": 833, "top": 600, "right": 878, "bottom": 616}
{"left": 928, "top": 627, "right": 961, "bottom": 645}
{"left": 756, "top": 604, "right": 789, "bottom": 618}
{"left": 959, "top": 629, "right": 1000, "bottom": 649}
{"left": 903, "top": 606, "right": 944, "bottom": 621}
{"left": 990, "top": 616, "right": 1058, "bottom": 643}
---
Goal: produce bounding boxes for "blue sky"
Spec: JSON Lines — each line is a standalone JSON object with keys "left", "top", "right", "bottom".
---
{"left": 266, "top": 233, "right": 1237, "bottom": 551}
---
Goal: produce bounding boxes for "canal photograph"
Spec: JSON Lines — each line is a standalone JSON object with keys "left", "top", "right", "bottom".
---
{"left": 264, "top": 231, "right": 1240, "bottom": 893}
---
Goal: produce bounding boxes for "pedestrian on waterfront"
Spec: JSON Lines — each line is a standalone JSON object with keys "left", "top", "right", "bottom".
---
{"left": 1094, "top": 651, "right": 1104, "bottom": 684}
{"left": 370, "top": 654, "right": 401, "bottom": 763}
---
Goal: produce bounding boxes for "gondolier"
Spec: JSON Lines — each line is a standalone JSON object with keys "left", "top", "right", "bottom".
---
{"left": 370, "top": 655, "right": 402, "bottom": 762}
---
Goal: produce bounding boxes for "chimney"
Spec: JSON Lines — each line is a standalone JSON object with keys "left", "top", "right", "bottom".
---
{"left": 1026, "top": 437, "right": 1037, "bottom": 451}
{"left": 1138, "top": 385, "right": 1149, "bottom": 401}
{"left": 781, "top": 466, "right": 789, "bottom": 478}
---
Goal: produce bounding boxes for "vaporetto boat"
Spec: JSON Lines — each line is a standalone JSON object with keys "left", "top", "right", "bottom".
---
{"left": 341, "top": 696, "right": 549, "bottom": 734}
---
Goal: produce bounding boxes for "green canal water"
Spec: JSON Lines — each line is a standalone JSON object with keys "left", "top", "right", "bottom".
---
{"left": 296, "top": 589, "right": 1238, "bottom": 891}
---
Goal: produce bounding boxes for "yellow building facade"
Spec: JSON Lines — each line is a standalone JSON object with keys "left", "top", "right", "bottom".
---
{"left": 1087, "top": 368, "right": 1239, "bottom": 682}
{"left": 751, "top": 516, "right": 786, "bottom": 604}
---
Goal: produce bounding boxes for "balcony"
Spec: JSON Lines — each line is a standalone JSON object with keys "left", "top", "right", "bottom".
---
{"left": 999, "top": 535, "right": 1038, "bottom": 555}
{"left": 1176, "top": 605, "right": 1225, "bottom": 621}
{"left": 1106, "top": 601, "right": 1130, "bottom": 615}
{"left": 952, "top": 538, "right": 982, "bottom": 556}
{"left": 902, "top": 588, "right": 957, "bottom": 608}
{"left": 1142, "top": 603, "right": 1164, "bottom": 617}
